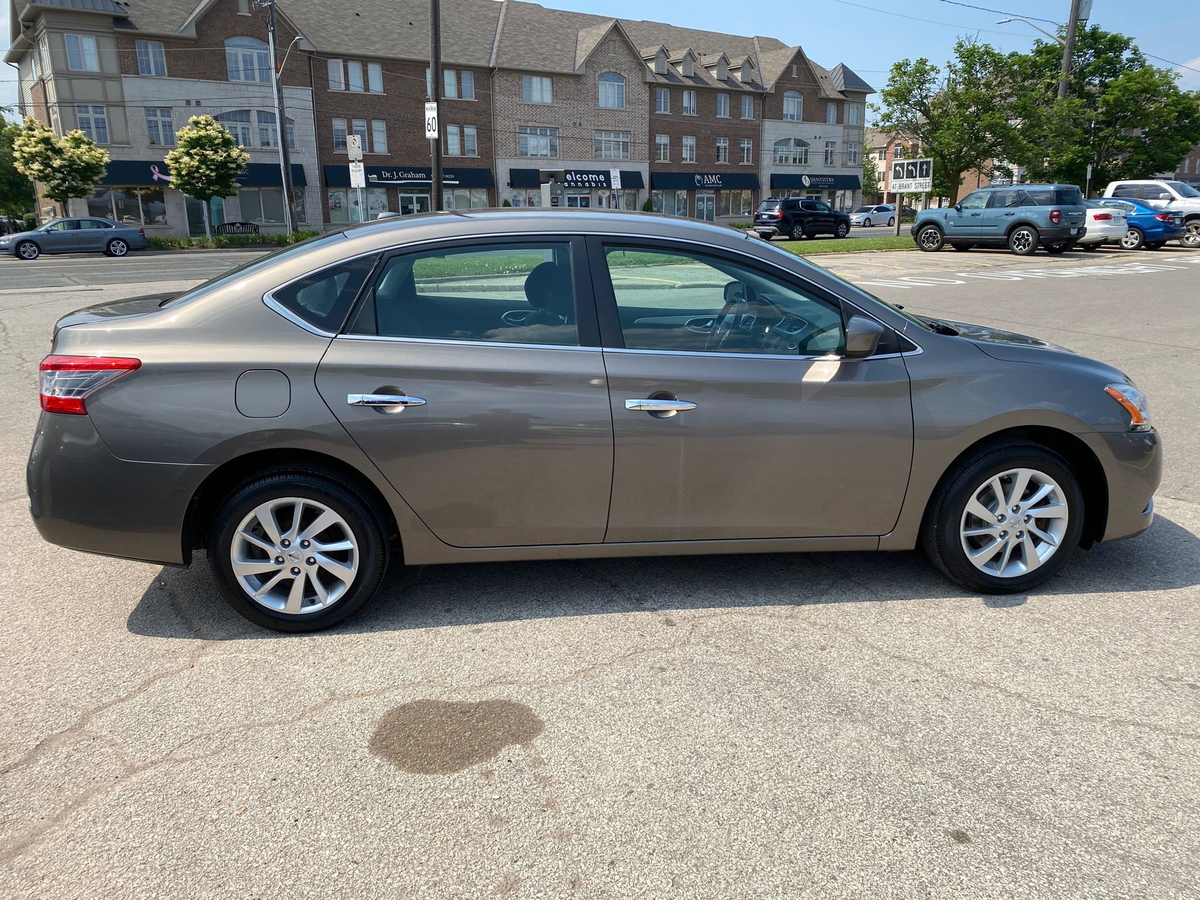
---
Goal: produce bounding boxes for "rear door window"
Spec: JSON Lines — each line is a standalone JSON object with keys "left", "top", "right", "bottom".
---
{"left": 1141, "top": 184, "right": 1172, "bottom": 201}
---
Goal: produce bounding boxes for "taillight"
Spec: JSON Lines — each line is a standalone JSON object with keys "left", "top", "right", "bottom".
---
{"left": 1093, "top": 212, "right": 1112, "bottom": 221}
{"left": 1154, "top": 213, "right": 1171, "bottom": 222}
{"left": 138, "top": 228, "right": 145, "bottom": 236}
{"left": 39, "top": 355, "right": 141, "bottom": 415}
{"left": 1049, "top": 209, "right": 1062, "bottom": 225}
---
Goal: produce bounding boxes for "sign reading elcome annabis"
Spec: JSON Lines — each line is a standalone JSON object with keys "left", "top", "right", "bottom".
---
{"left": 891, "top": 158, "right": 933, "bottom": 193}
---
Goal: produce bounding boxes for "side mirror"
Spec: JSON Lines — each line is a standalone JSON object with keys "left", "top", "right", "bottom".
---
{"left": 844, "top": 315, "right": 886, "bottom": 359}
{"left": 954, "top": 203, "right": 963, "bottom": 213}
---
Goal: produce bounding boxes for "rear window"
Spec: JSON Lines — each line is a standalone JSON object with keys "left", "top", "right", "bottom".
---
{"left": 1057, "top": 187, "right": 1084, "bottom": 205}
{"left": 757, "top": 201, "right": 781, "bottom": 212}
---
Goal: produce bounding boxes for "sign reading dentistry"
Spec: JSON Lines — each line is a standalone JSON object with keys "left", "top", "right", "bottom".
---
{"left": 891, "top": 158, "right": 933, "bottom": 193}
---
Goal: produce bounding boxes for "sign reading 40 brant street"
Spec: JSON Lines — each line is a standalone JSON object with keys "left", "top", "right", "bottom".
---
{"left": 891, "top": 158, "right": 933, "bottom": 193}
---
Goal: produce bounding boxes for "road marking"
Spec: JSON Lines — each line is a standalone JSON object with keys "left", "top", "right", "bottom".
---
{"left": 611, "top": 274, "right": 684, "bottom": 285}
{"left": 856, "top": 255, "right": 1200, "bottom": 289}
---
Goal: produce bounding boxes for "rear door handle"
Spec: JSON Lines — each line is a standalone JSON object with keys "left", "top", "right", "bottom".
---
{"left": 1003, "top": 212, "right": 1016, "bottom": 216}
{"left": 347, "top": 393, "right": 427, "bottom": 408}
{"left": 625, "top": 399, "right": 697, "bottom": 413}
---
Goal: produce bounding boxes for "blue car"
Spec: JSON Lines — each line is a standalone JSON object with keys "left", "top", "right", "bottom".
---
{"left": 1096, "top": 197, "right": 1187, "bottom": 250}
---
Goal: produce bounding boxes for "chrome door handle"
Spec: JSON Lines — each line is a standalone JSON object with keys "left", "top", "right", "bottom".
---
{"left": 347, "top": 393, "right": 427, "bottom": 408}
{"left": 625, "top": 399, "right": 697, "bottom": 412}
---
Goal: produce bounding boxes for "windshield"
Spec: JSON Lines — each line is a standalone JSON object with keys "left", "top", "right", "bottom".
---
{"left": 160, "top": 231, "right": 348, "bottom": 307}
{"left": 1166, "top": 181, "right": 1200, "bottom": 198}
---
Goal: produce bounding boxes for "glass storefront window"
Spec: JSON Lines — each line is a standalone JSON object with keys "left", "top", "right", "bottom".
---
{"left": 718, "top": 190, "right": 754, "bottom": 217}
{"left": 399, "top": 192, "right": 431, "bottom": 215}
{"left": 565, "top": 189, "right": 591, "bottom": 208}
{"left": 328, "top": 187, "right": 388, "bottom": 224}
{"left": 86, "top": 186, "right": 169, "bottom": 226}
{"left": 442, "top": 188, "right": 489, "bottom": 210}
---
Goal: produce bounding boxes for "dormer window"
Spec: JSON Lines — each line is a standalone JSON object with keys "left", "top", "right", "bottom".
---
{"left": 716, "top": 59, "right": 728, "bottom": 81}
{"left": 681, "top": 56, "right": 694, "bottom": 78}
{"left": 655, "top": 49, "right": 669, "bottom": 75}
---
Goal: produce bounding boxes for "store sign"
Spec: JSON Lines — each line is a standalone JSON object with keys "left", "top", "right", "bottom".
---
{"left": 694, "top": 173, "right": 725, "bottom": 188}
{"left": 769, "top": 173, "right": 860, "bottom": 191}
{"left": 563, "top": 170, "right": 611, "bottom": 188}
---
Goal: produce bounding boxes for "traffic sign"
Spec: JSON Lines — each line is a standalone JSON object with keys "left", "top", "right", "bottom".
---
{"left": 424, "top": 102, "right": 439, "bottom": 140}
{"left": 891, "top": 157, "right": 933, "bottom": 193}
{"left": 349, "top": 161, "right": 366, "bottom": 189}
{"left": 346, "top": 134, "right": 363, "bottom": 162}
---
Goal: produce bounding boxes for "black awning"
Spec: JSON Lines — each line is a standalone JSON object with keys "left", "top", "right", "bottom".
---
{"left": 509, "top": 168, "right": 542, "bottom": 188}
{"left": 99, "top": 160, "right": 306, "bottom": 187}
{"left": 770, "top": 174, "right": 861, "bottom": 190}
{"left": 323, "top": 165, "right": 494, "bottom": 189}
{"left": 650, "top": 172, "right": 760, "bottom": 190}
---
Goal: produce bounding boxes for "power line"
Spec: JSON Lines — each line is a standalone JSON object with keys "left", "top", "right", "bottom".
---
{"left": 930, "top": 0, "right": 1058, "bottom": 25}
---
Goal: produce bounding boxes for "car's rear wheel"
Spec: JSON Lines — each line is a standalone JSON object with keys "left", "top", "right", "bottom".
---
{"left": 1008, "top": 226, "right": 1039, "bottom": 256}
{"left": 887, "top": 216, "right": 896, "bottom": 227}
{"left": 208, "top": 469, "right": 389, "bottom": 632}
{"left": 1120, "top": 227, "right": 1145, "bottom": 251}
{"left": 916, "top": 225, "right": 944, "bottom": 251}
{"left": 922, "top": 441, "right": 1084, "bottom": 594}
{"left": 16, "top": 240, "right": 39, "bottom": 260}
{"left": 790, "top": 223, "right": 806, "bottom": 241}
{"left": 106, "top": 238, "right": 129, "bottom": 257}
{"left": 950, "top": 243, "right": 974, "bottom": 252}
{"left": 834, "top": 222, "right": 849, "bottom": 238}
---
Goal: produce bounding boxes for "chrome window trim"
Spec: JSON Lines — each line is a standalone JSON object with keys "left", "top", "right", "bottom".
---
{"left": 602, "top": 347, "right": 920, "bottom": 362}
{"left": 338, "top": 333, "right": 595, "bottom": 353}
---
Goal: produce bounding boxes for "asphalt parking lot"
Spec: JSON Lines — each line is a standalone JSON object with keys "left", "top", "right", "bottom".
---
{"left": 1, "top": 244, "right": 1198, "bottom": 899}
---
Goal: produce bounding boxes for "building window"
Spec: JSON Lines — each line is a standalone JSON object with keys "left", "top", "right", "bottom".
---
{"left": 682, "top": 90, "right": 697, "bottom": 115}
{"left": 328, "top": 187, "right": 388, "bottom": 224}
{"left": 824, "top": 140, "right": 837, "bottom": 166}
{"left": 75, "top": 105, "right": 108, "bottom": 143}
{"left": 239, "top": 187, "right": 288, "bottom": 225}
{"left": 773, "top": 137, "right": 809, "bottom": 165}
{"left": 351, "top": 118, "right": 369, "bottom": 152}
{"left": 225, "top": 37, "right": 270, "bottom": 83}
{"left": 598, "top": 72, "right": 625, "bottom": 109}
{"left": 370, "top": 119, "right": 387, "bottom": 153}
{"left": 442, "top": 188, "right": 489, "bottom": 210}
{"left": 826, "top": 102, "right": 838, "bottom": 124}
{"left": 87, "top": 186, "right": 167, "bottom": 225}
{"left": 848, "top": 103, "right": 862, "bottom": 126}
{"left": 682, "top": 135, "right": 696, "bottom": 163}
{"left": 216, "top": 110, "right": 253, "bottom": 146}
{"left": 462, "top": 124, "right": 477, "bottom": 156}
{"left": 719, "top": 189, "right": 753, "bottom": 217}
{"left": 847, "top": 142, "right": 860, "bottom": 165}
{"left": 438, "top": 69, "right": 474, "bottom": 100}
{"left": 716, "top": 137, "right": 729, "bottom": 164}
{"left": 249, "top": 110, "right": 295, "bottom": 149}
{"left": 655, "top": 133, "right": 669, "bottom": 162}
{"left": 519, "top": 125, "right": 558, "bottom": 157}
{"left": 716, "top": 93, "right": 730, "bottom": 117}
{"left": 327, "top": 58, "right": 345, "bottom": 90}
{"left": 368, "top": 62, "right": 383, "bottom": 93}
{"left": 740, "top": 138, "right": 753, "bottom": 164}
{"left": 446, "top": 125, "right": 460, "bottom": 156}
{"left": 329, "top": 59, "right": 384, "bottom": 93}
{"left": 65, "top": 34, "right": 100, "bottom": 72}
{"left": 741, "top": 95, "right": 754, "bottom": 119}
{"left": 332, "top": 117, "right": 347, "bottom": 152}
{"left": 594, "top": 129, "right": 631, "bottom": 160}
{"left": 783, "top": 91, "right": 802, "bottom": 121}
{"left": 145, "top": 107, "right": 174, "bottom": 146}
{"left": 652, "top": 190, "right": 689, "bottom": 216}
{"left": 876, "top": 147, "right": 886, "bottom": 161}
{"left": 460, "top": 71, "right": 475, "bottom": 99}
{"left": 522, "top": 75, "right": 552, "bottom": 104}
{"left": 135, "top": 40, "right": 167, "bottom": 77}
{"left": 443, "top": 69, "right": 458, "bottom": 99}
{"left": 655, "top": 88, "right": 669, "bottom": 113}
{"left": 893, "top": 144, "right": 905, "bottom": 160}
{"left": 237, "top": 0, "right": 251, "bottom": 13}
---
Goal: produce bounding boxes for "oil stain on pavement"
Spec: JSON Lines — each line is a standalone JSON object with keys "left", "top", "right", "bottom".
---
{"left": 370, "top": 699, "right": 545, "bottom": 774}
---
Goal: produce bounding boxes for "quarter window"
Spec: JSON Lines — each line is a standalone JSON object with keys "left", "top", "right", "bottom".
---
{"left": 271, "top": 256, "right": 378, "bottom": 332}
{"left": 599, "top": 72, "right": 625, "bottom": 109}
{"left": 602, "top": 246, "right": 845, "bottom": 356}
{"left": 135, "top": 40, "right": 166, "bottom": 76}
{"left": 362, "top": 243, "right": 578, "bottom": 346}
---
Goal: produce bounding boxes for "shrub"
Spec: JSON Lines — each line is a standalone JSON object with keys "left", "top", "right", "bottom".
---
{"left": 728, "top": 221, "right": 754, "bottom": 230}
{"left": 642, "top": 199, "right": 654, "bottom": 212}
{"left": 502, "top": 199, "right": 512, "bottom": 207}
{"left": 22, "top": 213, "right": 37, "bottom": 231}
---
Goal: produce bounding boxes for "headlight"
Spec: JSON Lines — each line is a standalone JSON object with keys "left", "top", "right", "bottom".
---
{"left": 1105, "top": 383, "right": 1151, "bottom": 432}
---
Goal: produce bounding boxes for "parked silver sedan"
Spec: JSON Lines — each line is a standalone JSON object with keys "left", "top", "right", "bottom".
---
{"left": 0, "top": 217, "right": 148, "bottom": 260}
{"left": 848, "top": 204, "right": 896, "bottom": 227}
{"left": 28, "top": 210, "right": 1160, "bottom": 631}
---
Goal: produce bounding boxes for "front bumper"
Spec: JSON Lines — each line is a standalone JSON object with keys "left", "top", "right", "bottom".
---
{"left": 27, "top": 412, "right": 209, "bottom": 566}
{"left": 1079, "top": 429, "right": 1162, "bottom": 542}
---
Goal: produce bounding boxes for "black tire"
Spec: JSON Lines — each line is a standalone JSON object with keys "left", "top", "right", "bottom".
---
{"left": 790, "top": 223, "right": 806, "bottom": 241}
{"left": 1146, "top": 242, "right": 1165, "bottom": 250}
{"left": 1080, "top": 242, "right": 1099, "bottom": 251}
{"left": 950, "top": 243, "right": 975, "bottom": 252}
{"left": 760, "top": 233, "right": 772, "bottom": 242}
{"left": 834, "top": 221, "right": 849, "bottom": 238}
{"left": 921, "top": 441, "right": 1085, "bottom": 595}
{"left": 916, "top": 225, "right": 944, "bottom": 252}
{"left": 16, "top": 240, "right": 39, "bottom": 260}
{"left": 1120, "top": 227, "right": 1145, "bottom": 251}
{"left": 208, "top": 468, "right": 390, "bottom": 632}
{"left": 106, "top": 238, "right": 129, "bottom": 257}
{"left": 862, "top": 218, "right": 872, "bottom": 228}
{"left": 887, "top": 217, "right": 895, "bottom": 227}
{"left": 1008, "top": 225, "right": 1040, "bottom": 256}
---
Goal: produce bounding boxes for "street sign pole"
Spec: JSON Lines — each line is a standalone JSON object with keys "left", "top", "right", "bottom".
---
{"left": 429, "top": 0, "right": 443, "bottom": 211}
{"left": 891, "top": 157, "right": 934, "bottom": 235}
{"left": 347, "top": 134, "right": 365, "bottom": 220}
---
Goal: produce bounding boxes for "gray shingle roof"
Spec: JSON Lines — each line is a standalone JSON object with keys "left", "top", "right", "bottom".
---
{"left": 27, "top": 0, "right": 126, "bottom": 12}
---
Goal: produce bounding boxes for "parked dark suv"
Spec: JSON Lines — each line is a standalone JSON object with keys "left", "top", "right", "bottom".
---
{"left": 754, "top": 198, "right": 851, "bottom": 241}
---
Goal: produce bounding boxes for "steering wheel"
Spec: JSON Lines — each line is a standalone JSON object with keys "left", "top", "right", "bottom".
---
{"left": 705, "top": 282, "right": 750, "bottom": 351}
{"left": 501, "top": 307, "right": 567, "bottom": 327}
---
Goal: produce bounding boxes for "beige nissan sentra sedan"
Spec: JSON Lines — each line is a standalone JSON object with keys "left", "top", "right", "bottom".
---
{"left": 28, "top": 210, "right": 1160, "bottom": 631}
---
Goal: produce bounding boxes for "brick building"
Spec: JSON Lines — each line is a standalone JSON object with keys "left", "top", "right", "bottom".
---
{"left": 6, "top": 0, "right": 875, "bottom": 233}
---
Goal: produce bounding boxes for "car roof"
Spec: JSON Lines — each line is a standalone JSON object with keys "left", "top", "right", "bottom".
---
{"left": 976, "top": 184, "right": 1077, "bottom": 191}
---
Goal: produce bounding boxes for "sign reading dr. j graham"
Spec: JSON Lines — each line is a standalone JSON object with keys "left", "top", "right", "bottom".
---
{"left": 891, "top": 158, "right": 933, "bottom": 193}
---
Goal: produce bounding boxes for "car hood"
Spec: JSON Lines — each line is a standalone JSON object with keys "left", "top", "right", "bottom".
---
{"left": 931, "top": 318, "right": 1127, "bottom": 380}
{"left": 53, "top": 293, "right": 177, "bottom": 336}
{"left": 941, "top": 319, "right": 1070, "bottom": 353}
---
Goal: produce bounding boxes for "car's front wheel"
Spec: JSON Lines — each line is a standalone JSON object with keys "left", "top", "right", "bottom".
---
{"left": 106, "top": 238, "right": 129, "bottom": 257}
{"left": 862, "top": 218, "right": 871, "bottom": 228}
{"left": 916, "top": 225, "right": 944, "bottom": 251}
{"left": 1008, "top": 226, "right": 1039, "bottom": 256}
{"left": 922, "top": 441, "right": 1084, "bottom": 594}
{"left": 16, "top": 240, "right": 39, "bottom": 260}
{"left": 208, "top": 469, "right": 390, "bottom": 632}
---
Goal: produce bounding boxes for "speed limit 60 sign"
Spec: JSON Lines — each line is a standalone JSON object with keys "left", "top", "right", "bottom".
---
{"left": 424, "top": 102, "right": 439, "bottom": 140}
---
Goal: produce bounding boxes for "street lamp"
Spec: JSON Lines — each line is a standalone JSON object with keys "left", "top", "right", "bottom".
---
{"left": 997, "top": 0, "right": 1083, "bottom": 100}
{"left": 995, "top": 18, "right": 1066, "bottom": 47}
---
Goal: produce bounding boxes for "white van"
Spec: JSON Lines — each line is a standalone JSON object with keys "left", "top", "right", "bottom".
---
{"left": 1101, "top": 180, "right": 1200, "bottom": 247}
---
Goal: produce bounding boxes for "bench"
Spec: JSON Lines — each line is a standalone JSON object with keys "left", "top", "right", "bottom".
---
{"left": 215, "top": 221, "right": 260, "bottom": 236}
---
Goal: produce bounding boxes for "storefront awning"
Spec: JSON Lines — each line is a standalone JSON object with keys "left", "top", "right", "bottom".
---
{"left": 507, "top": 168, "right": 645, "bottom": 190}
{"left": 650, "top": 172, "right": 761, "bottom": 190}
{"left": 323, "top": 165, "right": 495, "bottom": 189}
{"left": 99, "top": 160, "right": 307, "bottom": 187}
{"left": 770, "top": 174, "right": 861, "bottom": 190}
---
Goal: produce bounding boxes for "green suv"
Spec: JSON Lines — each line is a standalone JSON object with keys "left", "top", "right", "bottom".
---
{"left": 911, "top": 184, "right": 1088, "bottom": 256}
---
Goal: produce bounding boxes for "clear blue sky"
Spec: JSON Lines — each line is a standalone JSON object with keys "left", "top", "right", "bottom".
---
{"left": 3, "top": 0, "right": 1198, "bottom": 118}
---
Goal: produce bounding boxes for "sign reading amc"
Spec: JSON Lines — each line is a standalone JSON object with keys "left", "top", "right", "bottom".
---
{"left": 891, "top": 158, "right": 933, "bottom": 193}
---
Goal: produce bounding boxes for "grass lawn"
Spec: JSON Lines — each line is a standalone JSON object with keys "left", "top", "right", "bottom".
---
{"left": 772, "top": 235, "right": 916, "bottom": 255}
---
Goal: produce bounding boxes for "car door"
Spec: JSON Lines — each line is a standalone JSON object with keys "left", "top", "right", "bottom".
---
{"left": 801, "top": 200, "right": 832, "bottom": 234}
{"left": 947, "top": 190, "right": 989, "bottom": 238}
{"left": 40, "top": 220, "right": 81, "bottom": 252}
{"left": 976, "top": 189, "right": 1020, "bottom": 242}
{"left": 78, "top": 219, "right": 111, "bottom": 251}
{"left": 1139, "top": 182, "right": 1172, "bottom": 210}
{"left": 314, "top": 236, "right": 614, "bottom": 548}
{"left": 591, "top": 239, "right": 914, "bottom": 542}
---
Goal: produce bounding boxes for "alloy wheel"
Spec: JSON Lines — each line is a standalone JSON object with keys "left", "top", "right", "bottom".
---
{"left": 836, "top": 222, "right": 849, "bottom": 238}
{"left": 1120, "top": 228, "right": 1143, "bottom": 250}
{"left": 959, "top": 468, "right": 1069, "bottom": 578}
{"left": 1010, "top": 229, "right": 1034, "bottom": 254}
{"left": 918, "top": 227, "right": 942, "bottom": 250}
{"left": 109, "top": 239, "right": 128, "bottom": 256}
{"left": 17, "top": 241, "right": 38, "bottom": 260}
{"left": 230, "top": 497, "right": 359, "bottom": 615}
{"left": 1183, "top": 221, "right": 1200, "bottom": 248}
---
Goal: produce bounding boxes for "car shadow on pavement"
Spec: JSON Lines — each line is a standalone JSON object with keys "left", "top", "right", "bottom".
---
{"left": 126, "top": 515, "right": 1200, "bottom": 641}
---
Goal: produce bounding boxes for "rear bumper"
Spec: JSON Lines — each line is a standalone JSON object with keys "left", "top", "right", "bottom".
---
{"left": 1079, "top": 429, "right": 1162, "bottom": 542}
{"left": 1039, "top": 225, "right": 1086, "bottom": 242}
{"left": 27, "top": 412, "right": 209, "bottom": 566}
{"left": 753, "top": 225, "right": 781, "bottom": 238}
{"left": 1078, "top": 224, "right": 1126, "bottom": 244}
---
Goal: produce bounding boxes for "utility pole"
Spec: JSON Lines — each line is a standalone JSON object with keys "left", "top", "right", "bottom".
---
{"left": 263, "top": 0, "right": 294, "bottom": 232}
{"left": 429, "top": 0, "right": 443, "bottom": 211}
{"left": 1058, "top": 0, "right": 1083, "bottom": 99}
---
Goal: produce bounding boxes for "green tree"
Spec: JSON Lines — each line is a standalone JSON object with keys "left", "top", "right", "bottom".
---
{"left": 861, "top": 152, "right": 880, "bottom": 199}
{"left": 1005, "top": 26, "right": 1200, "bottom": 191}
{"left": 0, "top": 119, "right": 36, "bottom": 219}
{"left": 164, "top": 115, "right": 249, "bottom": 238}
{"left": 876, "top": 39, "right": 1015, "bottom": 203}
{"left": 13, "top": 117, "right": 109, "bottom": 206}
